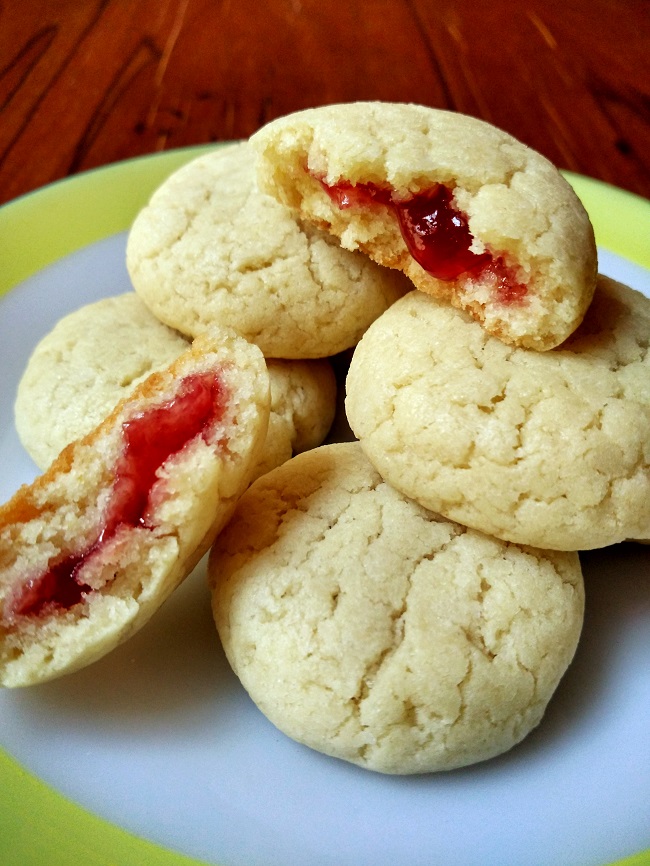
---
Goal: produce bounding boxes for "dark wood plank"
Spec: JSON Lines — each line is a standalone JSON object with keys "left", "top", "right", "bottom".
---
{"left": 408, "top": 0, "right": 650, "bottom": 196}
{"left": 0, "top": 0, "right": 648, "bottom": 205}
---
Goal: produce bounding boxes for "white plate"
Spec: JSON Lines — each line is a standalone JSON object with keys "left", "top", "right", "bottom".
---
{"left": 0, "top": 156, "right": 649, "bottom": 866}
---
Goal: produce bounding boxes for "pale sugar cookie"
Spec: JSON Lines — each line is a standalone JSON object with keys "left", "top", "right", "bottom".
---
{"left": 209, "top": 443, "right": 584, "bottom": 774}
{"left": 345, "top": 276, "right": 650, "bottom": 550}
{"left": 14, "top": 293, "right": 337, "bottom": 481}
{"left": 1, "top": 327, "right": 269, "bottom": 687}
{"left": 251, "top": 102, "right": 597, "bottom": 351}
{"left": 126, "top": 142, "right": 408, "bottom": 358}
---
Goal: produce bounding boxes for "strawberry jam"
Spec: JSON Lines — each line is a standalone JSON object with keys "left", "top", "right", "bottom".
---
{"left": 319, "top": 177, "right": 527, "bottom": 302}
{"left": 395, "top": 185, "right": 491, "bottom": 280}
{"left": 8, "top": 373, "right": 226, "bottom": 621}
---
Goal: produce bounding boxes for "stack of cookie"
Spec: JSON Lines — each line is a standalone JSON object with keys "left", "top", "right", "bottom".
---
{"left": 1, "top": 103, "right": 648, "bottom": 779}
{"left": 209, "top": 103, "right": 649, "bottom": 774}
{"left": 1, "top": 133, "right": 410, "bottom": 687}
{"left": 14, "top": 139, "right": 417, "bottom": 482}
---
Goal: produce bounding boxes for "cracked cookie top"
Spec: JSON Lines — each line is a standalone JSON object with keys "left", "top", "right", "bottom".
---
{"left": 251, "top": 102, "right": 597, "bottom": 351}
{"left": 345, "top": 276, "right": 650, "bottom": 550}
{"left": 15, "top": 292, "right": 337, "bottom": 483}
{"left": 208, "top": 442, "right": 584, "bottom": 774}
{"left": 126, "top": 142, "right": 409, "bottom": 359}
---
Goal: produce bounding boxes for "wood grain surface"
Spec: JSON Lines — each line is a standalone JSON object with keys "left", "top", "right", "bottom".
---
{"left": 0, "top": 0, "right": 649, "bottom": 206}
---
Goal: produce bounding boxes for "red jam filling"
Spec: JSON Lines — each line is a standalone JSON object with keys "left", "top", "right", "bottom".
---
{"left": 8, "top": 372, "right": 226, "bottom": 621}
{"left": 319, "top": 178, "right": 527, "bottom": 302}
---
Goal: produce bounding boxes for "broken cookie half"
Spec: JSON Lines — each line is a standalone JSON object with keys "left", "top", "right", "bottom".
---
{"left": 251, "top": 102, "right": 597, "bottom": 351}
{"left": 0, "top": 327, "right": 270, "bottom": 687}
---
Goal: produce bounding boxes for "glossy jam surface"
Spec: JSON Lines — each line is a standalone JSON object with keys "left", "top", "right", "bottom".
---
{"left": 320, "top": 177, "right": 527, "bottom": 302}
{"left": 396, "top": 185, "right": 491, "bottom": 281}
{"left": 8, "top": 373, "right": 225, "bottom": 621}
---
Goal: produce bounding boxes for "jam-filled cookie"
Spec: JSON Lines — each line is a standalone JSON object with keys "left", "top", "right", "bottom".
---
{"left": 209, "top": 443, "right": 584, "bottom": 774}
{"left": 15, "top": 293, "right": 337, "bottom": 481}
{"left": 346, "top": 276, "right": 650, "bottom": 551}
{"left": 1, "top": 327, "right": 269, "bottom": 686}
{"left": 251, "top": 102, "right": 597, "bottom": 351}
{"left": 126, "top": 142, "right": 408, "bottom": 359}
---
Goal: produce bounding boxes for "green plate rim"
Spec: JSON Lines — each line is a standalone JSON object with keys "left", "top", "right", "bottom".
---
{"left": 0, "top": 148, "right": 649, "bottom": 866}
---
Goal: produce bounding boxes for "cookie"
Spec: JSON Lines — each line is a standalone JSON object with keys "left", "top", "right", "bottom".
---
{"left": 251, "top": 102, "right": 597, "bottom": 351}
{"left": 1, "top": 327, "right": 270, "bottom": 687}
{"left": 345, "top": 276, "right": 650, "bottom": 551}
{"left": 14, "top": 293, "right": 337, "bottom": 481}
{"left": 126, "top": 142, "right": 408, "bottom": 358}
{"left": 255, "top": 357, "right": 337, "bottom": 479}
{"left": 209, "top": 442, "right": 584, "bottom": 774}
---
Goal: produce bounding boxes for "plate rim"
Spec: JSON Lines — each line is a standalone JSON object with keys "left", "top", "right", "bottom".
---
{"left": 0, "top": 148, "right": 649, "bottom": 866}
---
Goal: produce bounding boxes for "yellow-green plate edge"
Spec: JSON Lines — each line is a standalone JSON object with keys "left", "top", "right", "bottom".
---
{"left": 0, "top": 149, "right": 649, "bottom": 866}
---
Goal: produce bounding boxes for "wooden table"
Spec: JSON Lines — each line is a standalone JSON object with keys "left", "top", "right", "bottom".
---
{"left": 0, "top": 0, "right": 649, "bottom": 207}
